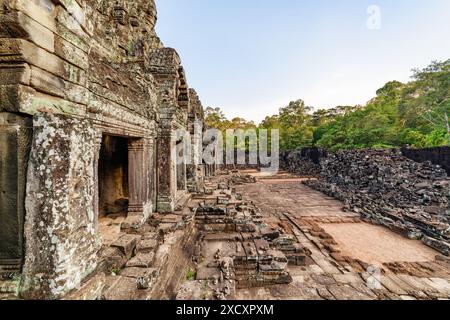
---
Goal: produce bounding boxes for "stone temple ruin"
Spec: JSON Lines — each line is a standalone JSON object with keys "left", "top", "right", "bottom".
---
{"left": 0, "top": 0, "right": 217, "bottom": 299}
{"left": 2, "top": 0, "right": 450, "bottom": 302}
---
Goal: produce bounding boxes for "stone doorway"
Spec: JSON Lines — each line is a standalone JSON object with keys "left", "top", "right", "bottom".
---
{"left": 98, "top": 135, "right": 130, "bottom": 245}
{"left": 0, "top": 113, "right": 32, "bottom": 272}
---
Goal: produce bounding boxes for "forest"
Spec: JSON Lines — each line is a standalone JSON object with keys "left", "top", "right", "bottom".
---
{"left": 205, "top": 59, "right": 450, "bottom": 151}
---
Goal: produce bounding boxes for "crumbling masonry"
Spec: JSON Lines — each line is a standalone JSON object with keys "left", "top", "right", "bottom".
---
{"left": 0, "top": 0, "right": 215, "bottom": 299}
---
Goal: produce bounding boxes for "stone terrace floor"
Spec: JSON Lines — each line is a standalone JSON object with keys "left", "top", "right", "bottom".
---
{"left": 233, "top": 170, "right": 450, "bottom": 300}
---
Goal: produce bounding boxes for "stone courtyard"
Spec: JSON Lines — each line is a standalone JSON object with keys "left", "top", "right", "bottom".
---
{"left": 233, "top": 170, "right": 450, "bottom": 300}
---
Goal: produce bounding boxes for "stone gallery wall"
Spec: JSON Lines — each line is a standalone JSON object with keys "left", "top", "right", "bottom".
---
{"left": 0, "top": 0, "right": 207, "bottom": 299}
{"left": 402, "top": 147, "right": 450, "bottom": 175}
{"left": 280, "top": 148, "right": 327, "bottom": 177}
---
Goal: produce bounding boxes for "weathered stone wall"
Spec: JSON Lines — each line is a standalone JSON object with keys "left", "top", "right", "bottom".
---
{"left": 21, "top": 113, "right": 100, "bottom": 299}
{"left": 0, "top": 0, "right": 206, "bottom": 299}
{"left": 401, "top": 147, "right": 450, "bottom": 175}
{"left": 280, "top": 148, "right": 327, "bottom": 177}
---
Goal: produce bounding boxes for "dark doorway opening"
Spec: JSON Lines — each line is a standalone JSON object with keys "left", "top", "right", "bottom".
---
{"left": 98, "top": 135, "right": 129, "bottom": 244}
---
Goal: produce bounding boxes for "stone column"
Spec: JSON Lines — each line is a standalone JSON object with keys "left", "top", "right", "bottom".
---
{"left": 123, "top": 138, "right": 152, "bottom": 229}
{"left": 186, "top": 122, "right": 203, "bottom": 193}
{"left": 0, "top": 113, "right": 32, "bottom": 270}
{"left": 157, "top": 134, "right": 175, "bottom": 213}
{"left": 176, "top": 140, "right": 187, "bottom": 191}
{"left": 21, "top": 113, "right": 100, "bottom": 299}
{"left": 92, "top": 131, "right": 103, "bottom": 226}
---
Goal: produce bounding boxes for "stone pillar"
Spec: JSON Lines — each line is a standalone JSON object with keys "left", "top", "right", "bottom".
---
{"left": 186, "top": 164, "right": 197, "bottom": 192}
{"left": 21, "top": 113, "right": 100, "bottom": 300}
{"left": 176, "top": 140, "right": 187, "bottom": 191}
{"left": 186, "top": 122, "right": 203, "bottom": 193}
{"left": 92, "top": 131, "right": 103, "bottom": 226}
{"left": 157, "top": 134, "right": 176, "bottom": 213}
{"left": 124, "top": 138, "right": 153, "bottom": 228}
{"left": 150, "top": 138, "right": 157, "bottom": 210}
{"left": 0, "top": 113, "right": 32, "bottom": 270}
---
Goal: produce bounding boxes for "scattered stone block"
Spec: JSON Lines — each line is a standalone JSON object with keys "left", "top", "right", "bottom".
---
{"left": 136, "top": 239, "right": 158, "bottom": 253}
{"left": 121, "top": 216, "right": 145, "bottom": 231}
{"left": 63, "top": 273, "right": 106, "bottom": 300}
{"left": 126, "top": 252, "right": 155, "bottom": 268}
{"left": 121, "top": 267, "right": 159, "bottom": 290}
{"left": 102, "top": 276, "right": 138, "bottom": 301}
{"left": 111, "top": 234, "right": 141, "bottom": 257}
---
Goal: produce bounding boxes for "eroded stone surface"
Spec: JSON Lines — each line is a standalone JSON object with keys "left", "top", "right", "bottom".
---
{"left": 0, "top": 0, "right": 210, "bottom": 299}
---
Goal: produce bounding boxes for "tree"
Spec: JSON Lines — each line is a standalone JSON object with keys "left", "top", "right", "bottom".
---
{"left": 204, "top": 59, "right": 450, "bottom": 151}
{"left": 278, "top": 100, "right": 314, "bottom": 150}
{"left": 399, "top": 60, "right": 450, "bottom": 145}
{"left": 204, "top": 107, "right": 228, "bottom": 131}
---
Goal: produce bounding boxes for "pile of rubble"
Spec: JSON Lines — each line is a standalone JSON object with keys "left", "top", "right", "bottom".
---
{"left": 193, "top": 192, "right": 294, "bottom": 292}
{"left": 304, "top": 149, "right": 450, "bottom": 255}
{"left": 98, "top": 231, "right": 161, "bottom": 299}
{"left": 92, "top": 209, "right": 198, "bottom": 300}
{"left": 226, "top": 170, "right": 258, "bottom": 185}
{"left": 271, "top": 234, "right": 311, "bottom": 266}
{"left": 280, "top": 148, "right": 326, "bottom": 177}
{"left": 202, "top": 171, "right": 256, "bottom": 196}
{"left": 177, "top": 172, "right": 321, "bottom": 299}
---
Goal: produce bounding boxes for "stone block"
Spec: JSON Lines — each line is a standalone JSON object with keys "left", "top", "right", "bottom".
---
{"left": 30, "top": 65, "right": 65, "bottom": 97}
{"left": 121, "top": 216, "right": 145, "bottom": 231}
{"left": 136, "top": 239, "right": 158, "bottom": 253}
{"left": 0, "top": 39, "right": 86, "bottom": 86}
{"left": 126, "top": 252, "right": 155, "bottom": 268}
{"left": 63, "top": 273, "right": 106, "bottom": 300}
{"left": 0, "top": 113, "right": 32, "bottom": 268}
{"left": 102, "top": 276, "right": 137, "bottom": 301}
{"left": 111, "top": 234, "right": 141, "bottom": 257}
{"left": 20, "top": 113, "right": 100, "bottom": 300}
{"left": 121, "top": 267, "right": 159, "bottom": 290}
{"left": 55, "top": 0, "right": 94, "bottom": 37}
{"left": 0, "top": 63, "right": 31, "bottom": 85}
{"left": 54, "top": 35, "right": 88, "bottom": 70}
{"left": 97, "top": 247, "right": 127, "bottom": 273}
{"left": 0, "top": 11, "right": 55, "bottom": 52}
{"left": 6, "top": 0, "right": 57, "bottom": 34}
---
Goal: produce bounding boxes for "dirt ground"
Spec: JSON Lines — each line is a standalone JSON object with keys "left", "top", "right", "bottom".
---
{"left": 321, "top": 223, "right": 438, "bottom": 267}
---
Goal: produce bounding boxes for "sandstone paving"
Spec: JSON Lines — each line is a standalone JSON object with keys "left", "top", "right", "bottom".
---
{"left": 231, "top": 170, "right": 450, "bottom": 300}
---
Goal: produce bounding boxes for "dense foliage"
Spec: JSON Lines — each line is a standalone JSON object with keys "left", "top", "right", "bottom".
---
{"left": 205, "top": 60, "right": 450, "bottom": 151}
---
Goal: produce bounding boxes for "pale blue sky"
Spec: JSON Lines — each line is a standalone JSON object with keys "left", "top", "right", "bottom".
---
{"left": 156, "top": 0, "right": 450, "bottom": 123}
